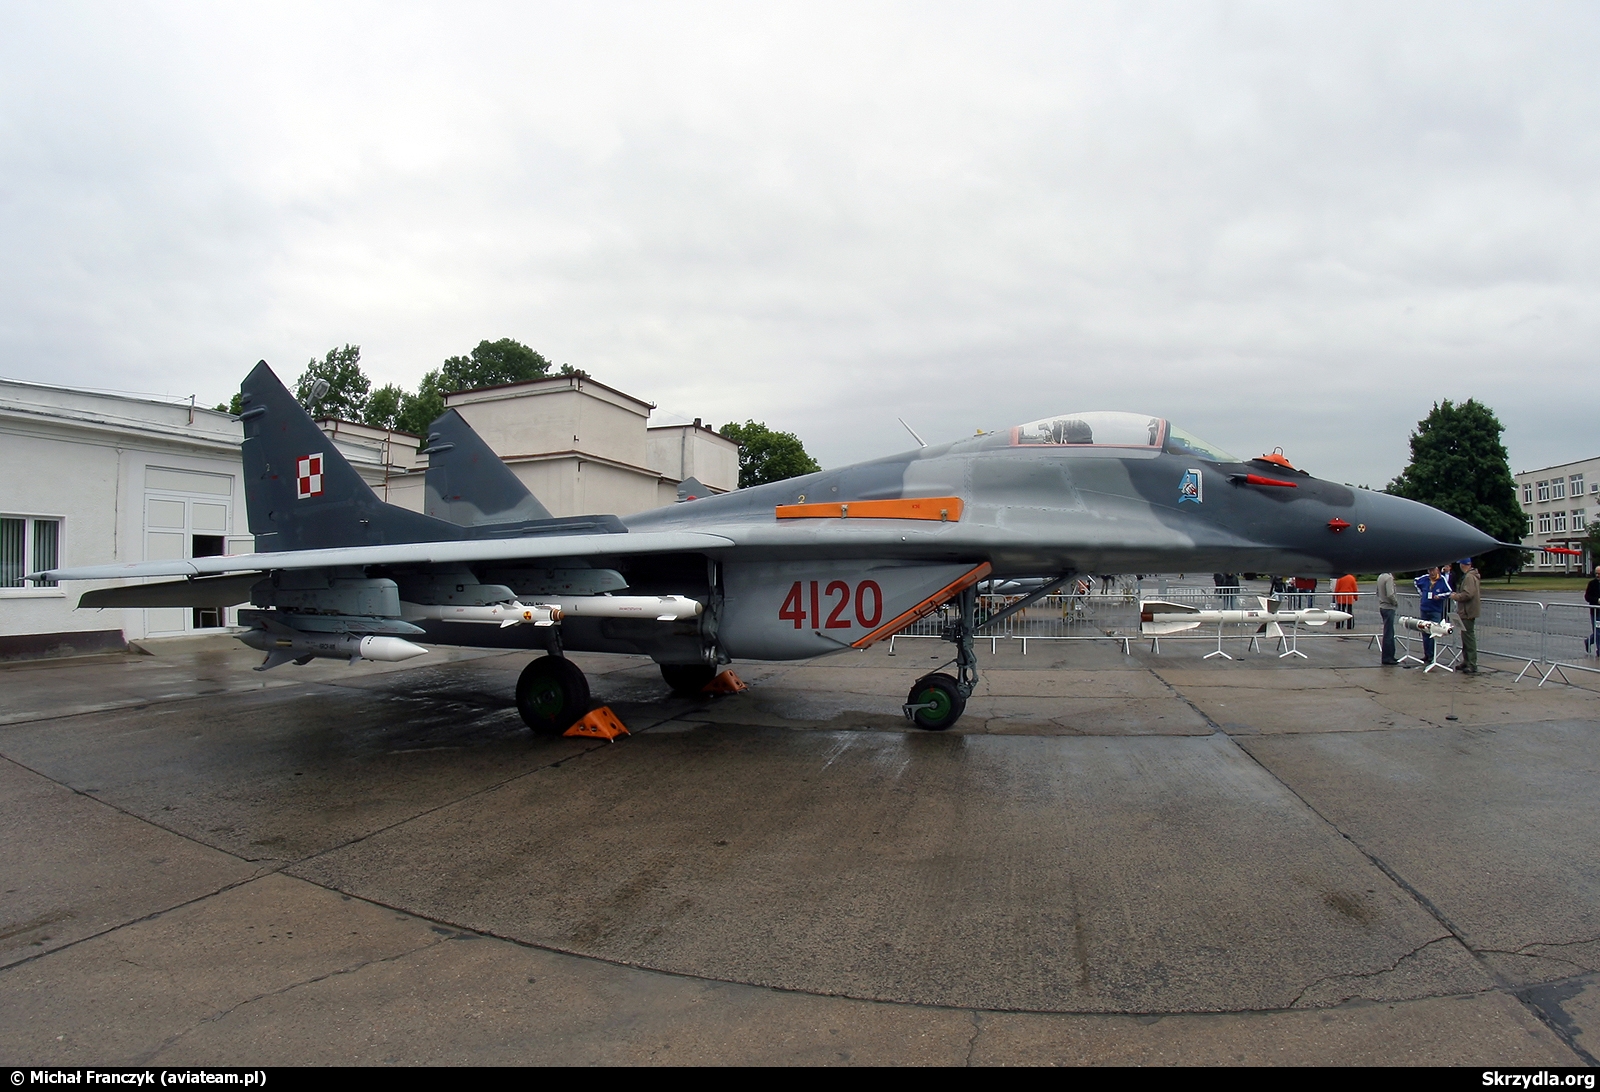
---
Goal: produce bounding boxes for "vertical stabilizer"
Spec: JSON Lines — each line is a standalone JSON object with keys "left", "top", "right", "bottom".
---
{"left": 424, "top": 409, "right": 554, "bottom": 525}
{"left": 240, "top": 361, "right": 465, "bottom": 551}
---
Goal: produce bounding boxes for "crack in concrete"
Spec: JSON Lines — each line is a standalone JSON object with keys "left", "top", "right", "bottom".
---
{"left": 964, "top": 1010, "right": 982, "bottom": 1066}
{"left": 130, "top": 931, "right": 456, "bottom": 1064}
{"left": 0, "top": 869, "right": 276, "bottom": 973}
{"left": 1286, "top": 935, "right": 1461, "bottom": 1008}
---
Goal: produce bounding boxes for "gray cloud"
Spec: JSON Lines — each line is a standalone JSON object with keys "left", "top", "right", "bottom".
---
{"left": 2, "top": 1, "right": 1596, "bottom": 486}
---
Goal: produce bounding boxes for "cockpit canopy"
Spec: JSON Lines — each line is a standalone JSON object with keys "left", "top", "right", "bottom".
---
{"left": 1012, "top": 412, "right": 1239, "bottom": 463}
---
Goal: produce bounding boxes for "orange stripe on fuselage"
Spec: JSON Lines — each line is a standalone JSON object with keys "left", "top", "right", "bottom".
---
{"left": 850, "top": 561, "right": 992, "bottom": 649}
{"left": 774, "top": 497, "right": 964, "bottom": 522}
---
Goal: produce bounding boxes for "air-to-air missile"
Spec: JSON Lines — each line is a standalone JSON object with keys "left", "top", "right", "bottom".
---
{"left": 1140, "top": 597, "right": 1350, "bottom": 637}
{"left": 1399, "top": 616, "right": 1455, "bottom": 638}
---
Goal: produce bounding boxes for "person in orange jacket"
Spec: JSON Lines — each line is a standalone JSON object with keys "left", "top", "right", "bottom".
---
{"left": 1333, "top": 573, "right": 1359, "bottom": 631}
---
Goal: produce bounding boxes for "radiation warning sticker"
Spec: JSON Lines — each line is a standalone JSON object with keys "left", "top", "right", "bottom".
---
{"left": 296, "top": 453, "right": 325, "bottom": 499}
{"left": 1179, "top": 468, "right": 1202, "bottom": 504}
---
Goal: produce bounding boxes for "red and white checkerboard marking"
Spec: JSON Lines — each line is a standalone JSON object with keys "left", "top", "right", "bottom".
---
{"left": 296, "top": 453, "right": 324, "bottom": 499}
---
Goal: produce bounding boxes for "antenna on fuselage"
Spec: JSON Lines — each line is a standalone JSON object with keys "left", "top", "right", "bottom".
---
{"left": 898, "top": 418, "right": 927, "bottom": 448}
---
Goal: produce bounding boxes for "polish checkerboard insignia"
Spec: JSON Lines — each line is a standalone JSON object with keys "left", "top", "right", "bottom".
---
{"left": 296, "top": 453, "right": 325, "bottom": 499}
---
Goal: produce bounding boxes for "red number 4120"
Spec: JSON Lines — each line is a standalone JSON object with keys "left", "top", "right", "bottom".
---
{"left": 779, "top": 580, "right": 883, "bottom": 630}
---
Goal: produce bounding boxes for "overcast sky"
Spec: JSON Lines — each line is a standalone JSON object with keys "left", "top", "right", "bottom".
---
{"left": 2, "top": 2, "right": 1596, "bottom": 485}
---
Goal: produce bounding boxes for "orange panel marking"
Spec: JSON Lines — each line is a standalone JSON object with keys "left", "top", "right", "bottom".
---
{"left": 850, "top": 562, "right": 993, "bottom": 649}
{"left": 563, "top": 706, "right": 630, "bottom": 740}
{"left": 774, "top": 497, "right": 964, "bottom": 522}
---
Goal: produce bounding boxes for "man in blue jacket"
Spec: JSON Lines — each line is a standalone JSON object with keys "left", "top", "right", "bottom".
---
{"left": 1415, "top": 565, "right": 1450, "bottom": 664}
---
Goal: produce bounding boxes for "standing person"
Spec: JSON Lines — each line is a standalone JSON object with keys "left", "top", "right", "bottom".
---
{"left": 1293, "top": 575, "right": 1315, "bottom": 609}
{"left": 1450, "top": 557, "right": 1482, "bottom": 674}
{"left": 1585, "top": 565, "right": 1600, "bottom": 656}
{"left": 1334, "top": 573, "right": 1358, "bottom": 631}
{"left": 1415, "top": 565, "right": 1449, "bottom": 664}
{"left": 1376, "top": 572, "right": 1399, "bottom": 664}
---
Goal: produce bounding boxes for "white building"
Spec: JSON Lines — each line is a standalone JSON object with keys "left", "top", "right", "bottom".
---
{"left": 0, "top": 378, "right": 251, "bottom": 657}
{"left": 1, "top": 372, "right": 740, "bottom": 657}
{"left": 312, "top": 416, "right": 426, "bottom": 511}
{"left": 1514, "top": 456, "right": 1598, "bottom": 572}
{"left": 444, "top": 375, "right": 738, "bottom": 516}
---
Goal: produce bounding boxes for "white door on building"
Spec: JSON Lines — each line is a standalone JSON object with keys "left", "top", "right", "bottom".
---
{"left": 143, "top": 467, "right": 235, "bottom": 635}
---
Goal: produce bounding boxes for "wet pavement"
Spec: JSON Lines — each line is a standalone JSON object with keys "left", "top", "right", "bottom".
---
{"left": 2, "top": 630, "right": 1597, "bottom": 1065}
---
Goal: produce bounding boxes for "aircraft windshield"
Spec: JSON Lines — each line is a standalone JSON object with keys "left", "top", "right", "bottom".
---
{"left": 1010, "top": 413, "right": 1239, "bottom": 462}
{"left": 1013, "top": 412, "right": 1164, "bottom": 448}
{"left": 1163, "top": 424, "right": 1239, "bottom": 463}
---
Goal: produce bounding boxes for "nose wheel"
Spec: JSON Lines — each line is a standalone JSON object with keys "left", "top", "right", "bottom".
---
{"left": 904, "top": 673, "right": 965, "bottom": 730}
{"left": 516, "top": 654, "right": 591, "bottom": 735}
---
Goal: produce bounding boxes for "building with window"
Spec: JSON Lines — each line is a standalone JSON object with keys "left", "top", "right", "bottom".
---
{"left": 0, "top": 378, "right": 251, "bottom": 657}
{"left": 1515, "top": 455, "right": 1598, "bottom": 573}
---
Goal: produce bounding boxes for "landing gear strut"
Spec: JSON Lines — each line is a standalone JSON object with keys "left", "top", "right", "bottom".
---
{"left": 900, "top": 575, "right": 1073, "bottom": 732}
{"left": 902, "top": 585, "right": 979, "bottom": 731}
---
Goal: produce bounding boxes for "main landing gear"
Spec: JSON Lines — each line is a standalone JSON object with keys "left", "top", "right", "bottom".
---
{"left": 516, "top": 654, "right": 591, "bottom": 735}
{"left": 660, "top": 662, "right": 718, "bottom": 694}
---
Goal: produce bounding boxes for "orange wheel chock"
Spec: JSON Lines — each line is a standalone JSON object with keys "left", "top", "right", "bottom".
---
{"left": 563, "top": 706, "right": 631, "bottom": 740}
{"left": 701, "top": 670, "right": 748, "bottom": 695}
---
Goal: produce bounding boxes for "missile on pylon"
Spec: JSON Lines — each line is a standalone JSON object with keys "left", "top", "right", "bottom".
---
{"left": 536, "top": 595, "right": 703, "bottom": 622}
{"left": 237, "top": 627, "right": 430, "bottom": 670}
{"left": 1140, "top": 597, "right": 1350, "bottom": 636}
{"left": 402, "top": 601, "right": 562, "bottom": 628}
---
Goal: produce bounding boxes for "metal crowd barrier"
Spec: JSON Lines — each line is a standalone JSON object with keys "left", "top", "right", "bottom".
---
{"left": 883, "top": 585, "right": 1600, "bottom": 687}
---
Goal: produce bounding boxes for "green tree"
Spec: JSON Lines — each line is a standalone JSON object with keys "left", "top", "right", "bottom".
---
{"left": 214, "top": 393, "right": 243, "bottom": 416}
{"left": 363, "top": 384, "right": 406, "bottom": 431}
{"left": 1386, "top": 399, "right": 1525, "bottom": 577}
{"left": 718, "top": 420, "right": 822, "bottom": 488}
{"left": 390, "top": 337, "right": 556, "bottom": 436}
{"left": 295, "top": 344, "right": 370, "bottom": 421}
{"left": 438, "top": 338, "right": 553, "bottom": 392}
{"left": 394, "top": 375, "right": 446, "bottom": 437}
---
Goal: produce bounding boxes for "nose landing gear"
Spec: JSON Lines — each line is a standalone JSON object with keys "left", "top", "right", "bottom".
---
{"left": 900, "top": 575, "right": 1072, "bottom": 731}
{"left": 902, "top": 585, "right": 980, "bottom": 731}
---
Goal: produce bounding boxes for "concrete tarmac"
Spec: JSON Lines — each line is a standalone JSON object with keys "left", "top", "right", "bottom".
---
{"left": 2, "top": 629, "right": 1597, "bottom": 1066}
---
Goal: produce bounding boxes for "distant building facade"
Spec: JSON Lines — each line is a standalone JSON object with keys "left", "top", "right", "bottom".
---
{"left": 1515, "top": 456, "right": 1598, "bottom": 572}
{"left": 443, "top": 375, "right": 738, "bottom": 516}
{"left": 1, "top": 372, "right": 738, "bottom": 656}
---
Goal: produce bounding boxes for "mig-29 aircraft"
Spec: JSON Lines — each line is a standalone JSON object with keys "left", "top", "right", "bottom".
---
{"left": 35, "top": 362, "right": 1499, "bottom": 731}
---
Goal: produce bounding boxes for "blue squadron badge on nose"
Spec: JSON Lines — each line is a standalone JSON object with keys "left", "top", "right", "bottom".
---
{"left": 1179, "top": 468, "right": 1202, "bottom": 504}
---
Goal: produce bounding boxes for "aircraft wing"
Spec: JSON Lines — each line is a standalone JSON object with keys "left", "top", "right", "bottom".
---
{"left": 33, "top": 530, "right": 737, "bottom": 582}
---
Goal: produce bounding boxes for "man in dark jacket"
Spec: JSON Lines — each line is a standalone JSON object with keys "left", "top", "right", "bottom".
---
{"left": 1586, "top": 565, "right": 1600, "bottom": 657}
{"left": 1449, "top": 558, "right": 1482, "bottom": 674}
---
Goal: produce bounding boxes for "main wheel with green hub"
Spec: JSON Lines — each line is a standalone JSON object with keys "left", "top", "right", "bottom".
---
{"left": 516, "top": 655, "right": 591, "bottom": 735}
{"left": 905, "top": 672, "right": 965, "bottom": 730}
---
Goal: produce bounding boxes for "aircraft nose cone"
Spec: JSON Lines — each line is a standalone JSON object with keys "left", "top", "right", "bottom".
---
{"left": 1351, "top": 490, "right": 1502, "bottom": 571}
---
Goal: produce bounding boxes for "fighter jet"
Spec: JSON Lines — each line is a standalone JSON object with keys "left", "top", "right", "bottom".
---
{"left": 36, "top": 362, "right": 1499, "bottom": 731}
